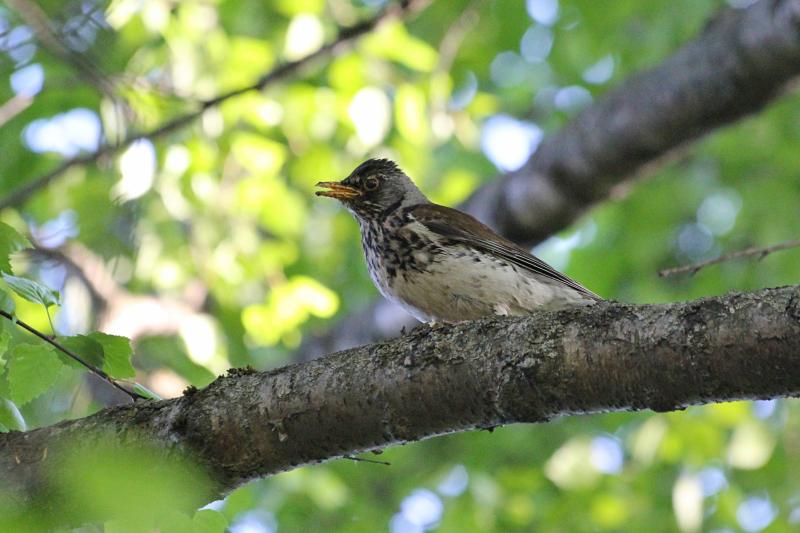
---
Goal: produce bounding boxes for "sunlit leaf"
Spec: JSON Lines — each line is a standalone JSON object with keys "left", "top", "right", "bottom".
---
{"left": 364, "top": 22, "right": 438, "bottom": 72}
{"left": 243, "top": 275, "right": 339, "bottom": 346}
{"left": 1, "top": 273, "right": 60, "bottom": 308}
{"left": 230, "top": 132, "right": 286, "bottom": 177}
{"left": 273, "top": 0, "right": 323, "bottom": 16}
{"left": 395, "top": 84, "right": 429, "bottom": 145}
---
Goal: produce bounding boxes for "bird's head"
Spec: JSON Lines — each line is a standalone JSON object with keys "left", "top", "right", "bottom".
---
{"left": 316, "top": 159, "right": 428, "bottom": 221}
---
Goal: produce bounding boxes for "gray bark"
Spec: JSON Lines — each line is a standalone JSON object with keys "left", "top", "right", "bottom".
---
{"left": 2, "top": 285, "right": 799, "bottom": 515}
{"left": 299, "top": 0, "right": 800, "bottom": 359}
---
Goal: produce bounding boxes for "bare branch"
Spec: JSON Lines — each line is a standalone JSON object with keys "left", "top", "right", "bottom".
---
{"left": 2, "top": 285, "right": 799, "bottom": 518}
{"left": 0, "top": 95, "right": 33, "bottom": 128}
{"left": 659, "top": 238, "right": 800, "bottom": 277}
{"left": 0, "top": 0, "right": 429, "bottom": 211}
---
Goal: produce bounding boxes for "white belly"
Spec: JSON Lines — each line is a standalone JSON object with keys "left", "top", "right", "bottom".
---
{"left": 383, "top": 246, "right": 592, "bottom": 323}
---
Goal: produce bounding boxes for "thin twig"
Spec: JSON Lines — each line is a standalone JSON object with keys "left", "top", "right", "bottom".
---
{"left": 6, "top": 0, "right": 117, "bottom": 98}
{"left": 0, "top": 0, "right": 428, "bottom": 211}
{"left": 0, "top": 310, "right": 142, "bottom": 401}
{"left": 343, "top": 455, "right": 391, "bottom": 466}
{"left": 436, "top": 0, "right": 485, "bottom": 74}
{"left": 658, "top": 238, "right": 800, "bottom": 277}
{"left": 0, "top": 95, "right": 33, "bottom": 128}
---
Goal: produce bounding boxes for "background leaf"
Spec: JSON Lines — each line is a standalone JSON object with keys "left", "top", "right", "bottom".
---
{"left": 0, "top": 288, "right": 15, "bottom": 315}
{"left": 1, "top": 273, "right": 60, "bottom": 308}
{"left": 192, "top": 509, "right": 228, "bottom": 532}
{"left": 0, "top": 398, "right": 27, "bottom": 432}
{"left": 0, "top": 320, "right": 11, "bottom": 361}
{"left": 0, "top": 222, "right": 31, "bottom": 275}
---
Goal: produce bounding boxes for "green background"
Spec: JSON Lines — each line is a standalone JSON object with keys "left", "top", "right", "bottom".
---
{"left": 1, "top": 0, "right": 798, "bottom": 531}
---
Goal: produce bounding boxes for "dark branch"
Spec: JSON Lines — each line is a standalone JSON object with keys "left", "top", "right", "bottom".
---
{"left": 2, "top": 285, "right": 799, "bottom": 516}
{"left": 0, "top": 0, "right": 428, "bottom": 211}
{"left": 468, "top": 0, "right": 800, "bottom": 244}
{"left": 659, "top": 238, "right": 800, "bottom": 277}
{"left": 301, "top": 0, "right": 800, "bottom": 358}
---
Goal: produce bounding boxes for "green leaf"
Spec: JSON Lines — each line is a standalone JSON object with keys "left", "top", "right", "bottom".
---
{"left": 1, "top": 273, "right": 60, "bottom": 308}
{"left": 158, "top": 511, "right": 194, "bottom": 533}
{"left": 5, "top": 344, "right": 64, "bottom": 405}
{"left": 0, "top": 222, "right": 31, "bottom": 274}
{"left": 88, "top": 332, "right": 136, "bottom": 379}
{"left": 60, "top": 335, "right": 105, "bottom": 370}
{"left": 0, "top": 288, "right": 15, "bottom": 314}
{"left": 0, "top": 320, "right": 10, "bottom": 359}
{"left": 159, "top": 509, "right": 228, "bottom": 533}
{"left": 192, "top": 509, "right": 228, "bottom": 532}
{"left": 0, "top": 398, "right": 26, "bottom": 432}
{"left": 132, "top": 383, "right": 162, "bottom": 401}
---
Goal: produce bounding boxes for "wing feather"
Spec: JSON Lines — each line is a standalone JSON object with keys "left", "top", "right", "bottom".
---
{"left": 411, "top": 204, "right": 600, "bottom": 300}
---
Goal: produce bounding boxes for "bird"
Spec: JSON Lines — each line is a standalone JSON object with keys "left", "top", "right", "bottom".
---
{"left": 316, "top": 158, "right": 600, "bottom": 324}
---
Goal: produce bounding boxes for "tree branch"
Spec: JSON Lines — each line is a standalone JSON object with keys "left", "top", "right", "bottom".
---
{"left": 468, "top": 0, "right": 800, "bottom": 244}
{"left": 301, "top": 0, "right": 800, "bottom": 358}
{"left": 0, "top": 0, "right": 428, "bottom": 210}
{"left": 659, "top": 238, "right": 800, "bottom": 277}
{"left": 2, "top": 285, "right": 799, "bottom": 514}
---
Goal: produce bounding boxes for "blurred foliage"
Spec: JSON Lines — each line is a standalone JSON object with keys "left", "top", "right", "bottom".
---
{"left": 1, "top": 0, "right": 799, "bottom": 531}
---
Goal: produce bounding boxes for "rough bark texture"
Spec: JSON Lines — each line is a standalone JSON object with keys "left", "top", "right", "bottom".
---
{"left": 299, "top": 0, "right": 800, "bottom": 359}
{"left": 2, "top": 285, "right": 799, "bottom": 512}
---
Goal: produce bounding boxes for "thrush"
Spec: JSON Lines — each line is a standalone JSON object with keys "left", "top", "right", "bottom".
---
{"left": 316, "top": 159, "right": 600, "bottom": 324}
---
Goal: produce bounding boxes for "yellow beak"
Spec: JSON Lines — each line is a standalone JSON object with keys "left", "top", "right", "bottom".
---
{"left": 315, "top": 181, "right": 362, "bottom": 200}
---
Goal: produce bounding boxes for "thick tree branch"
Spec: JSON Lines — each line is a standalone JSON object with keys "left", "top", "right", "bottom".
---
{"left": 2, "top": 285, "right": 799, "bottom": 514}
{"left": 469, "top": 0, "right": 800, "bottom": 244}
{"left": 302, "top": 0, "right": 800, "bottom": 357}
{"left": 0, "top": 0, "right": 427, "bottom": 210}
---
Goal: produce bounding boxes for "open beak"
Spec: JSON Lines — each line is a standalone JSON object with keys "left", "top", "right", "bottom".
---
{"left": 315, "top": 181, "right": 362, "bottom": 200}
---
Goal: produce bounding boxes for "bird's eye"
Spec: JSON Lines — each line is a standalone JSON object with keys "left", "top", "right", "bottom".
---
{"left": 364, "top": 177, "right": 379, "bottom": 191}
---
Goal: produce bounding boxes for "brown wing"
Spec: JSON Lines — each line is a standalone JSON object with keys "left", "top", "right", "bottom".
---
{"left": 411, "top": 204, "right": 601, "bottom": 300}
